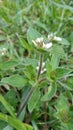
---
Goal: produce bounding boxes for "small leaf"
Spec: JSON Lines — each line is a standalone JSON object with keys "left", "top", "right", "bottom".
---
{"left": 0, "top": 113, "right": 33, "bottom": 130}
{"left": 28, "top": 88, "right": 40, "bottom": 113}
{"left": 56, "top": 94, "right": 69, "bottom": 111}
{"left": 41, "top": 83, "right": 57, "bottom": 101}
{"left": 1, "top": 74, "right": 27, "bottom": 89}
{"left": 55, "top": 68, "right": 72, "bottom": 79}
{"left": 0, "top": 94, "right": 15, "bottom": 117}
{"left": 27, "top": 27, "right": 41, "bottom": 44}
{"left": 60, "top": 38, "right": 70, "bottom": 45}
{"left": 18, "top": 36, "right": 31, "bottom": 51}
{"left": 0, "top": 60, "right": 18, "bottom": 71}
{"left": 24, "top": 58, "right": 38, "bottom": 67}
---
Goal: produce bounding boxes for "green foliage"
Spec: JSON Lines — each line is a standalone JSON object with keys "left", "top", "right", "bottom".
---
{"left": 0, "top": 0, "right": 73, "bottom": 130}
{"left": 1, "top": 74, "right": 27, "bottom": 89}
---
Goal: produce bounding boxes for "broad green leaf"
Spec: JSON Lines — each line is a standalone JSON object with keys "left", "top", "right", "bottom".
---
{"left": 51, "top": 45, "right": 65, "bottom": 58}
{"left": 24, "top": 58, "right": 38, "bottom": 67}
{"left": 55, "top": 94, "right": 70, "bottom": 124}
{"left": 51, "top": 54, "right": 60, "bottom": 70}
{"left": 1, "top": 74, "right": 27, "bottom": 89}
{"left": 24, "top": 65, "right": 36, "bottom": 85}
{"left": 51, "top": 45, "right": 65, "bottom": 70}
{"left": 18, "top": 36, "right": 31, "bottom": 51}
{"left": 60, "top": 38, "right": 70, "bottom": 45}
{"left": 27, "top": 27, "right": 41, "bottom": 44}
{"left": 56, "top": 94, "right": 69, "bottom": 112}
{"left": 0, "top": 60, "right": 18, "bottom": 70}
{"left": 55, "top": 68, "right": 72, "bottom": 79}
{"left": 57, "top": 81, "right": 73, "bottom": 91}
{"left": 28, "top": 88, "right": 41, "bottom": 112}
{"left": 41, "top": 83, "right": 57, "bottom": 101}
{"left": 0, "top": 113, "right": 33, "bottom": 130}
{"left": 0, "top": 94, "right": 15, "bottom": 117}
{"left": 4, "top": 90, "right": 18, "bottom": 107}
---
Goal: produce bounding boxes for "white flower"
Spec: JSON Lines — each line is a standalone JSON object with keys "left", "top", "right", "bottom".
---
{"left": 32, "top": 37, "right": 44, "bottom": 48}
{"left": 43, "top": 42, "right": 52, "bottom": 49}
{"left": 41, "top": 68, "right": 47, "bottom": 74}
{"left": 54, "top": 36, "right": 62, "bottom": 42}
{"left": 48, "top": 34, "right": 62, "bottom": 42}
{"left": 32, "top": 37, "right": 52, "bottom": 50}
{"left": 1, "top": 52, "right": 5, "bottom": 56}
{"left": 35, "top": 37, "right": 44, "bottom": 43}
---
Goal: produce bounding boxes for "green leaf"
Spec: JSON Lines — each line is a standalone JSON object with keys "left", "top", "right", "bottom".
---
{"left": 28, "top": 88, "right": 41, "bottom": 113}
{"left": 55, "top": 68, "right": 72, "bottom": 79}
{"left": 0, "top": 60, "right": 18, "bottom": 71}
{"left": 51, "top": 54, "right": 60, "bottom": 70}
{"left": 18, "top": 36, "right": 31, "bottom": 51}
{"left": 41, "top": 83, "right": 57, "bottom": 101}
{"left": 52, "top": 1, "right": 73, "bottom": 12}
{"left": 51, "top": 45, "right": 65, "bottom": 58}
{"left": 27, "top": 27, "right": 41, "bottom": 44}
{"left": 60, "top": 38, "right": 70, "bottom": 45}
{"left": 51, "top": 45, "right": 65, "bottom": 70}
{"left": 0, "top": 113, "right": 33, "bottom": 130}
{"left": 3, "top": 125, "right": 13, "bottom": 130}
{"left": 1, "top": 74, "right": 27, "bottom": 89}
{"left": 57, "top": 81, "right": 73, "bottom": 91}
{"left": 55, "top": 94, "right": 70, "bottom": 124}
{"left": 0, "top": 94, "right": 15, "bottom": 117}
{"left": 24, "top": 65, "right": 36, "bottom": 85}
{"left": 56, "top": 94, "right": 69, "bottom": 111}
{"left": 24, "top": 58, "right": 38, "bottom": 68}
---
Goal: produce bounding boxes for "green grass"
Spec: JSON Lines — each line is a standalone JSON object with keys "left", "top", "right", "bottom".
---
{"left": 0, "top": 0, "right": 73, "bottom": 130}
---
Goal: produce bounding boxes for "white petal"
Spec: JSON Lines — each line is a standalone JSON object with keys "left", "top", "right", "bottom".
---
{"left": 36, "top": 37, "right": 43, "bottom": 43}
{"left": 41, "top": 68, "right": 47, "bottom": 74}
{"left": 54, "top": 36, "right": 62, "bottom": 41}
{"left": 1, "top": 52, "right": 5, "bottom": 55}
{"left": 32, "top": 40, "right": 37, "bottom": 46}
{"left": 45, "top": 42, "right": 52, "bottom": 49}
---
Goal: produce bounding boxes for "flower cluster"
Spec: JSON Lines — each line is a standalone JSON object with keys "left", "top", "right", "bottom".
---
{"left": 32, "top": 37, "right": 52, "bottom": 50}
{"left": 48, "top": 34, "right": 62, "bottom": 42}
{"left": 32, "top": 34, "right": 62, "bottom": 51}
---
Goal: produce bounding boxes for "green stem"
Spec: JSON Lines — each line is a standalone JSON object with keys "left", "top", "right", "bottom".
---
{"left": 37, "top": 53, "right": 43, "bottom": 80}
{"left": 17, "top": 53, "right": 43, "bottom": 117}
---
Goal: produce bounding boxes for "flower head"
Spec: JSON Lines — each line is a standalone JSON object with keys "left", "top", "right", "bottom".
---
{"left": 48, "top": 34, "right": 62, "bottom": 42}
{"left": 32, "top": 37, "right": 52, "bottom": 51}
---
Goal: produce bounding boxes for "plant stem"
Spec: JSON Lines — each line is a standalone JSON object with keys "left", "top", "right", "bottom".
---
{"left": 42, "top": 88, "right": 48, "bottom": 130}
{"left": 17, "top": 87, "right": 35, "bottom": 117}
{"left": 17, "top": 53, "right": 43, "bottom": 117}
{"left": 37, "top": 53, "right": 43, "bottom": 80}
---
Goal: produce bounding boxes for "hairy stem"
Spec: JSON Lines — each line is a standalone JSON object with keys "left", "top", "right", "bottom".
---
{"left": 37, "top": 53, "right": 43, "bottom": 80}
{"left": 17, "top": 53, "right": 43, "bottom": 117}
{"left": 42, "top": 88, "right": 48, "bottom": 130}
